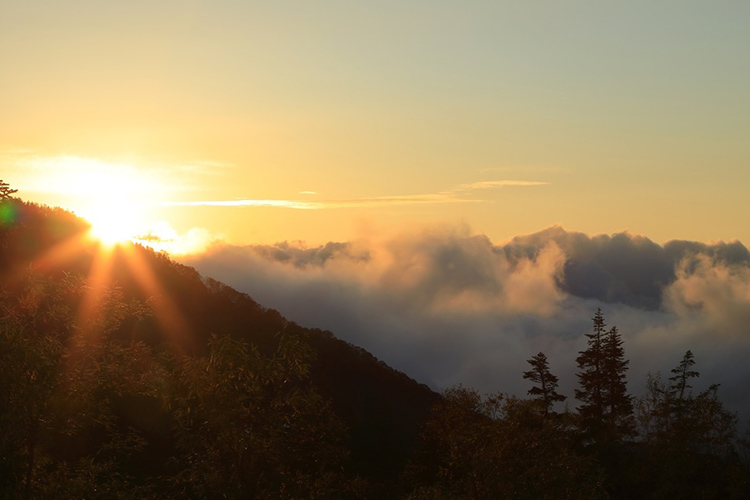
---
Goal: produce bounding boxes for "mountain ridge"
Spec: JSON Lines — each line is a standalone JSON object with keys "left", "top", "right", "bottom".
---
{"left": 0, "top": 197, "right": 438, "bottom": 496}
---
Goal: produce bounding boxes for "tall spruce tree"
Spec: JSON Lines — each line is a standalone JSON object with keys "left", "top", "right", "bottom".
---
{"left": 575, "top": 309, "right": 633, "bottom": 442}
{"left": 523, "top": 352, "right": 566, "bottom": 417}
{"left": 601, "top": 325, "right": 634, "bottom": 438}
{"left": 575, "top": 309, "right": 606, "bottom": 440}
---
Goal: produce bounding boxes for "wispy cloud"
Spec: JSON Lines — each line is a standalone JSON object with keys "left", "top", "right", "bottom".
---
{"left": 169, "top": 160, "right": 235, "bottom": 176}
{"left": 164, "top": 199, "right": 323, "bottom": 210}
{"left": 2, "top": 149, "right": 549, "bottom": 208}
{"left": 479, "top": 165, "right": 569, "bottom": 174}
{"left": 458, "top": 180, "right": 549, "bottom": 190}
{"left": 167, "top": 180, "right": 549, "bottom": 210}
{"left": 323, "top": 192, "right": 476, "bottom": 208}
{"left": 0, "top": 151, "right": 232, "bottom": 194}
{"left": 164, "top": 194, "right": 472, "bottom": 210}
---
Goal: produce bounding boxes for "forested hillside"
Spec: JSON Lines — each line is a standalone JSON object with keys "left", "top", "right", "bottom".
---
{"left": 1, "top": 191, "right": 749, "bottom": 499}
{"left": 0, "top": 194, "right": 437, "bottom": 498}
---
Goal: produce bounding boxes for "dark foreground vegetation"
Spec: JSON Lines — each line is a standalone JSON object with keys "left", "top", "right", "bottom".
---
{"left": 1, "top": 184, "right": 749, "bottom": 498}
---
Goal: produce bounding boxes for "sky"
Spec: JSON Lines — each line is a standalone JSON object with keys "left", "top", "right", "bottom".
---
{"left": 2, "top": 2, "right": 750, "bottom": 418}
{"left": 2, "top": 0, "right": 749, "bottom": 248}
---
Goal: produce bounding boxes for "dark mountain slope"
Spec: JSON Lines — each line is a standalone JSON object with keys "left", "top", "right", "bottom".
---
{"left": 0, "top": 197, "right": 438, "bottom": 495}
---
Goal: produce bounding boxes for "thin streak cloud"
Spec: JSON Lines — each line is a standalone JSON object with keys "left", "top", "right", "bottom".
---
{"left": 458, "top": 180, "right": 550, "bottom": 190}
{"left": 479, "top": 165, "right": 570, "bottom": 174}
{"left": 164, "top": 199, "right": 323, "bottom": 210}
{"left": 165, "top": 180, "right": 549, "bottom": 210}
{"left": 1, "top": 151, "right": 230, "bottom": 194}
{"left": 163, "top": 194, "right": 469, "bottom": 210}
{"left": 323, "top": 192, "right": 476, "bottom": 208}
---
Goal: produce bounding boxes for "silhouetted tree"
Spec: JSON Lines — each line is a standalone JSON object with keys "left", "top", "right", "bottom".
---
{"left": 602, "top": 325, "right": 634, "bottom": 438}
{"left": 523, "top": 352, "right": 566, "bottom": 417}
{"left": 635, "top": 372, "right": 670, "bottom": 443}
{"left": 635, "top": 353, "right": 745, "bottom": 499}
{"left": 408, "top": 386, "right": 603, "bottom": 500}
{"left": 575, "top": 309, "right": 606, "bottom": 441}
{"left": 575, "top": 309, "right": 633, "bottom": 443}
{"left": 0, "top": 180, "right": 17, "bottom": 200}
{"left": 669, "top": 350, "right": 699, "bottom": 403}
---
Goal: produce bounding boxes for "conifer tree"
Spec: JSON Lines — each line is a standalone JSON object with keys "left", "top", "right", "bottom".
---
{"left": 575, "top": 309, "right": 633, "bottom": 442}
{"left": 636, "top": 352, "right": 741, "bottom": 497}
{"left": 601, "top": 325, "right": 634, "bottom": 438}
{"left": 523, "top": 352, "right": 566, "bottom": 417}
{"left": 575, "top": 309, "right": 606, "bottom": 440}
{"left": 669, "top": 349, "right": 699, "bottom": 401}
{"left": 0, "top": 180, "right": 17, "bottom": 200}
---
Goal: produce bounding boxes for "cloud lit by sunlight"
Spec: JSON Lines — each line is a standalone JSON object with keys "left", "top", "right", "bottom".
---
{"left": 181, "top": 226, "right": 750, "bottom": 419}
{"left": 134, "top": 221, "right": 215, "bottom": 256}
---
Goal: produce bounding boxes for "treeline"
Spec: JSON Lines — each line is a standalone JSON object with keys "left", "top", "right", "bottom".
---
{"left": 407, "top": 310, "right": 750, "bottom": 499}
{"left": 0, "top": 273, "right": 357, "bottom": 498}
{"left": 1, "top": 188, "right": 750, "bottom": 498}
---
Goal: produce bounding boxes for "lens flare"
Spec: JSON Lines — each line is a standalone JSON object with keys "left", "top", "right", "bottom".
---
{"left": 0, "top": 200, "right": 19, "bottom": 227}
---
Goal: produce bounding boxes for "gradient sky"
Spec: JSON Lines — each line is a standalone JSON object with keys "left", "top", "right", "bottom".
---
{"left": 2, "top": 1, "right": 749, "bottom": 248}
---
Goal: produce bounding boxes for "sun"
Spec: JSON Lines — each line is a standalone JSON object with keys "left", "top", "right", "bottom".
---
{"left": 83, "top": 199, "right": 145, "bottom": 245}
{"left": 21, "top": 155, "right": 209, "bottom": 253}
{"left": 34, "top": 157, "right": 159, "bottom": 246}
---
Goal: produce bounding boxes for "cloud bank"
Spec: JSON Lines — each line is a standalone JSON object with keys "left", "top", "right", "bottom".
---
{"left": 180, "top": 226, "right": 750, "bottom": 421}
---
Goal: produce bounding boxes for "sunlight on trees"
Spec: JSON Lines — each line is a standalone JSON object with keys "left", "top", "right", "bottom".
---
{"left": 167, "top": 331, "right": 352, "bottom": 498}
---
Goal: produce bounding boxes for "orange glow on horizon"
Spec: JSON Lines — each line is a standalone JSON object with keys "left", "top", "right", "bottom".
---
{"left": 27, "top": 223, "right": 194, "bottom": 351}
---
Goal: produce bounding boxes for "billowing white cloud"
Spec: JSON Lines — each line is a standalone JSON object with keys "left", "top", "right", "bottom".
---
{"left": 180, "top": 226, "right": 750, "bottom": 421}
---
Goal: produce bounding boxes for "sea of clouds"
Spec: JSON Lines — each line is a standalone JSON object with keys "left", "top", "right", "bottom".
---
{"left": 181, "top": 225, "right": 750, "bottom": 422}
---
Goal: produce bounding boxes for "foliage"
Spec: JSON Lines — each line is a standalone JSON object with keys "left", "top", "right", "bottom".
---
{"left": 0, "top": 318, "right": 62, "bottom": 498}
{"left": 407, "top": 386, "right": 604, "bottom": 499}
{"left": 0, "top": 272, "right": 158, "bottom": 498}
{"left": 634, "top": 352, "right": 746, "bottom": 499}
{"left": 166, "top": 331, "right": 352, "bottom": 499}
